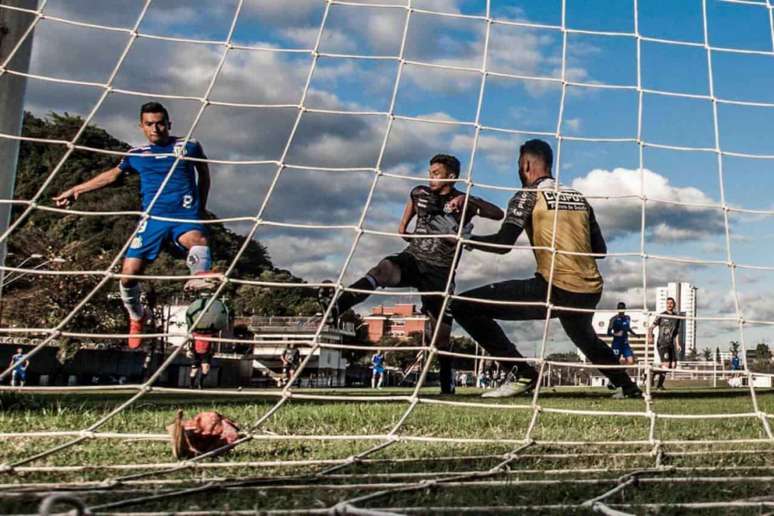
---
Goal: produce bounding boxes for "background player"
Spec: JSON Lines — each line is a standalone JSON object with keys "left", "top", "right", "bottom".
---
{"left": 9, "top": 348, "right": 29, "bottom": 387}
{"left": 607, "top": 302, "right": 639, "bottom": 366}
{"left": 188, "top": 334, "right": 214, "bottom": 389}
{"left": 450, "top": 139, "right": 642, "bottom": 399}
{"left": 280, "top": 344, "right": 300, "bottom": 387}
{"left": 53, "top": 102, "right": 217, "bottom": 349}
{"left": 648, "top": 297, "right": 681, "bottom": 390}
{"left": 371, "top": 350, "right": 385, "bottom": 389}
{"left": 319, "top": 154, "right": 503, "bottom": 394}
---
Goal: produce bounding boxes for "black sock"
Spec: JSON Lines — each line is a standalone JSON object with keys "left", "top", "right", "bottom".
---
{"left": 199, "top": 373, "right": 208, "bottom": 388}
{"left": 336, "top": 277, "right": 377, "bottom": 313}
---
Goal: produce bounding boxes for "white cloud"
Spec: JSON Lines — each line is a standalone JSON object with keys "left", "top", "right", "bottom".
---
{"left": 571, "top": 168, "right": 723, "bottom": 242}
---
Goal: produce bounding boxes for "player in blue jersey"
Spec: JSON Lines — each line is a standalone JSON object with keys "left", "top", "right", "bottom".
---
{"left": 9, "top": 348, "right": 29, "bottom": 387}
{"left": 607, "top": 302, "right": 639, "bottom": 366}
{"left": 371, "top": 351, "right": 385, "bottom": 389}
{"left": 54, "top": 102, "right": 217, "bottom": 348}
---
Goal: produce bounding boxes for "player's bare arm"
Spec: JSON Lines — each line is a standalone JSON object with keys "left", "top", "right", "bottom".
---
{"left": 444, "top": 194, "right": 503, "bottom": 220}
{"left": 53, "top": 166, "right": 123, "bottom": 207}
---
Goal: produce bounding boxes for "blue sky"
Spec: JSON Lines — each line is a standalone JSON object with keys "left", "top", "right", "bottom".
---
{"left": 7, "top": 0, "right": 774, "bottom": 354}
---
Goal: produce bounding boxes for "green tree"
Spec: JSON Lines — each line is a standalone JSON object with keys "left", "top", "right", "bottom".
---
{"left": 381, "top": 335, "right": 417, "bottom": 371}
{"left": 755, "top": 342, "right": 771, "bottom": 362}
{"left": 702, "top": 348, "right": 712, "bottom": 361}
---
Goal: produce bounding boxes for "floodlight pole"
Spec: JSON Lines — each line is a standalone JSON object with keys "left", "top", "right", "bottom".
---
{"left": 0, "top": 0, "right": 37, "bottom": 298}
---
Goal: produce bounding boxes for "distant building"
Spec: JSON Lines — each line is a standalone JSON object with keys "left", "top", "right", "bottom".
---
{"left": 363, "top": 304, "right": 427, "bottom": 342}
{"left": 656, "top": 282, "right": 698, "bottom": 357}
{"left": 247, "top": 316, "right": 354, "bottom": 387}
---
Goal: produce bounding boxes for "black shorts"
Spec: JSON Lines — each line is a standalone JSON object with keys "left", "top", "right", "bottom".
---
{"left": 658, "top": 345, "right": 677, "bottom": 364}
{"left": 384, "top": 251, "right": 454, "bottom": 324}
{"left": 192, "top": 352, "right": 212, "bottom": 368}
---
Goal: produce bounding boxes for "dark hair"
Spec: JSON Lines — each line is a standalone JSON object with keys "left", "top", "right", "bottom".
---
{"left": 666, "top": 297, "right": 676, "bottom": 304}
{"left": 520, "top": 139, "right": 553, "bottom": 170}
{"left": 430, "top": 154, "right": 461, "bottom": 178}
{"left": 140, "top": 102, "right": 170, "bottom": 123}
{"left": 617, "top": 302, "right": 626, "bottom": 309}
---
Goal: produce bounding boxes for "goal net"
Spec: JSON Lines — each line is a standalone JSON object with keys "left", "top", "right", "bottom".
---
{"left": 0, "top": 0, "right": 772, "bottom": 513}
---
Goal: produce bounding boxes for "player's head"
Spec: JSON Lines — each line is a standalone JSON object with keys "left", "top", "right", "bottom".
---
{"left": 428, "top": 154, "right": 460, "bottom": 192}
{"left": 666, "top": 297, "right": 676, "bottom": 311}
{"left": 139, "top": 102, "right": 171, "bottom": 144}
{"left": 617, "top": 301, "right": 626, "bottom": 315}
{"left": 518, "top": 139, "right": 553, "bottom": 186}
{"left": 16, "top": 347, "right": 22, "bottom": 354}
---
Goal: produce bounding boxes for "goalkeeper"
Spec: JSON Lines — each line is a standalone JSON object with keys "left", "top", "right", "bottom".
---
{"left": 450, "top": 139, "right": 642, "bottom": 399}
{"left": 320, "top": 154, "right": 503, "bottom": 394}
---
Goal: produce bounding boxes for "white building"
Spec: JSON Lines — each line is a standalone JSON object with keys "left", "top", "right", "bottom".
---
{"left": 655, "top": 282, "right": 698, "bottom": 356}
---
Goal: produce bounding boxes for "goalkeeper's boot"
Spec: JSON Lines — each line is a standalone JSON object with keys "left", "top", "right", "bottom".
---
{"left": 184, "top": 271, "right": 223, "bottom": 292}
{"left": 612, "top": 385, "right": 643, "bottom": 399}
{"left": 481, "top": 367, "right": 538, "bottom": 399}
{"left": 128, "top": 317, "right": 145, "bottom": 349}
{"left": 316, "top": 280, "right": 340, "bottom": 327}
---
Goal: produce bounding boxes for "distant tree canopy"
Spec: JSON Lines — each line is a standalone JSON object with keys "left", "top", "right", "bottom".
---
{"left": 4, "top": 112, "right": 318, "bottom": 334}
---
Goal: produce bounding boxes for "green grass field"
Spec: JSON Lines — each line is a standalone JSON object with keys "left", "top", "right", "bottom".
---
{"left": 0, "top": 386, "right": 772, "bottom": 514}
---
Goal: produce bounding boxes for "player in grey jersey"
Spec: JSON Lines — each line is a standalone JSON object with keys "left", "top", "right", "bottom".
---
{"left": 648, "top": 297, "right": 681, "bottom": 390}
{"left": 319, "top": 154, "right": 503, "bottom": 394}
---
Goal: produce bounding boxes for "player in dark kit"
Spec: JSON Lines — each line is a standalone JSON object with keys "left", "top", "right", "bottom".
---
{"left": 648, "top": 297, "right": 681, "bottom": 390}
{"left": 449, "top": 139, "right": 642, "bottom": 399}
{"left": 319, "top": 154, "right": 503, "bottom": 394}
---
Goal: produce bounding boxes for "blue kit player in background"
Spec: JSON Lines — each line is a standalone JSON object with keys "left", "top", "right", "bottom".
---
{"left": 607, "top": 302, "right": 639, "bottom": 366}
{"left": 371, "top": 351, "right": 385, "bottom": 390}
{"left": 9, "top": 348, "right": 29, "bottom": 387}
{"left": 730, "top": 352, "right": 741, "bottom": 371}
{"left": 54, "top": 102, "right": 218, "bottom": 348}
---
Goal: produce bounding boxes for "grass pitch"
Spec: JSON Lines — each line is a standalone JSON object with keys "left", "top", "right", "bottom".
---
{"left": 0, "top": 385, "right": 772, "bottom": 514}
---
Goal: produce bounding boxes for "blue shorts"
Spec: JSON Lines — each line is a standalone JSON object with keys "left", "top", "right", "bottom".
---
{"left": 13, "top": 369, "right": 26, "bottom": 381}
{"left": 373, "top": 366, "right": 384, "bottom": 375}
{"left": 126, "top": 218, "right": 206, "bottom": 261}
{"left": 612, "top": 340, "right": 634, "bottom": 359}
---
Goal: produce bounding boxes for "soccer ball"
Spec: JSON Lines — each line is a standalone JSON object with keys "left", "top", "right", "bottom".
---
{"left": 185, "top": 297, "right": 230, "bottom": 333}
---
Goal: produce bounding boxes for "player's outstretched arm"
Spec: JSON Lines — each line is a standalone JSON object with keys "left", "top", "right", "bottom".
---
{"left": 53, "top": 166, "right": 122, "bottom": 207}
{"left": 445, "top": 194, "right": 504, "bottom": 220}
{"left": 607, "top": 317, "right": 615, "bottom": 337}
{"left": 464, "top": 190, "right": 534, "bottom": 254}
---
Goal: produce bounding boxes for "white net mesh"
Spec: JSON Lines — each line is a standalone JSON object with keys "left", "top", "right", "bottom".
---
{"left": 0, "top": 0, "right": 773, "bottom": 513}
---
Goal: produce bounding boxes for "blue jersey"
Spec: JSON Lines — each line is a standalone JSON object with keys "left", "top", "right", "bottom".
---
{"left": 11, "top": 353, "right": 26, "bottom": 371}
{"left": 118, "top": 137, "right": 204, "bottom": 218}
{"left": 731, "top": 356, "right": 741, "bottom": 370}
{"left": 372, "top": 354, "right": 384, "bottom": 369}
{"left": 608, "top": 315, "right": 634, "bottom": 344}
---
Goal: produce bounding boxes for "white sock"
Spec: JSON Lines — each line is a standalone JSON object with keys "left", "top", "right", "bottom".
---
{"left": 186, "top": 245, "right": 212, "bottom": 275}
{"left": 119, "top": 283, "right": 144, "bottom": 321}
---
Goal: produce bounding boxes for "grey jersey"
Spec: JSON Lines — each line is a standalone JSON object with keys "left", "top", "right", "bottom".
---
{"left": 653, "top": 311, "right": 680, "bottom": 348}
{"left": 404, "top": 185, "right": 467, "bottom": 269}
